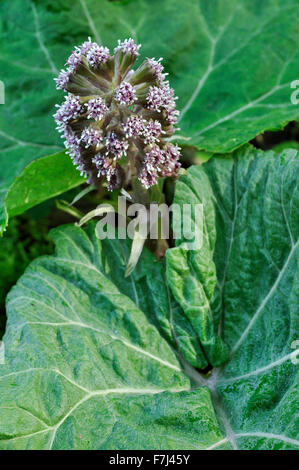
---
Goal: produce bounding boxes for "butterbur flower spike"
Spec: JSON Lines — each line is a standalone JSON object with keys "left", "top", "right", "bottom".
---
{"left": 54, "top": 38, "right": 181, "bottom": 191}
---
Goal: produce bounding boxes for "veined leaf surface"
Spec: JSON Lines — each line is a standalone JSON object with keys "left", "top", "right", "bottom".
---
{"left": 167, "top": 146, "right": 299, "bottom": 449}
{"left": 0, "top": 224, "right": 227, "bottom": 450}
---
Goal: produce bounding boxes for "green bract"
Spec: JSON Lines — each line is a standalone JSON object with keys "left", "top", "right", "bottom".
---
{"left": 0, "top": 147, "right": 298, "bottom": 449}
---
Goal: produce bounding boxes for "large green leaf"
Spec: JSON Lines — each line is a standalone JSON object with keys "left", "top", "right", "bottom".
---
{"left": 1, "top": 146, "right": 298, "bottom": 449}
{"left": 0, "top": 224, "right": 228, "bottom": 450}
{"left": 3, "top": 151, "right": 85, "bottom": 229}
{"left": 1, "top": 0, "right": 299, "bottom": 231}
{"left": 167, "top": 146, "right": 299, "bottom": 449}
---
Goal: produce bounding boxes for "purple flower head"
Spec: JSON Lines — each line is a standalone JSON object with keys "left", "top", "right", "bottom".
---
{"left": 62, "top": 127, "right": 82, "bottom": 164}
{"left": 81, "top": 127, "right": 102, "bottom": 148}
{"left": 77, "top": 37, "right": 98, "bottom": 55}
{"left": 63, "top": 127, "right": 80, "bottom": 150}
{"left": 93, "top": 153, "right": 121, "bottom": 191}
{"left": 165, "top": 143, "right": 181, "bottom": 159}
{"left": 164, "top": 106, "right": 180, "bottom": 124}
{"left": 123, "top": 115, "right": 145, "bottom": 138}
{"left": 138, "top": 146, "right": 164, "bottom": 188}
{"left": 93, "top": 153, "right": 111, "bottom": 175}
{"left": 138, "top": 166, "right": 158, "bottom": 189}
{"left": 106, "top": 132, "right": 129, "bottom": 159}
{"left": 55, "top": 69, "right": 71, "bottom": 91}
{"left": 145, "top": 146, "right": 165, "bottom": 168}
{"left": 54, "top": 95, "right": 82, "bottom": 129}
{"left": 87, "top": 45, "right": 110, "bottom": 68}
{"left": 63, "top": 127, "right": 80, "bottom": 146}
{"left": 115, "top": 82, "right": 137, "bottom": 106}
{"left": 106, "top": 167, "right": 120, "bottom": 191}
{"left": 76, "top": 160, "right": 88, "bottom": 178}
{"left": 146, "top": 82, "right": 177, "bottom": 112}
{"left": 114, "top": 38, "right": 141, "bottom": 57}
{"left": 54, "top": 38, "right": 181, "bottom": 190}
{"left": 66, "top": 50, "right": 82, "bottom": 71}
{"left": 143, "top": 120, "right": 163, "bottom": 145}
{"left": 160, "top": 144, "right": 181, "bottom": 176}
{"left": 146, "top": 86, "right": 165, "bottom": 112}
{"left": 147, "top": 58, "right": 167, "bottom": 83}
{"left": 86, "top": 97, "right": 108, "bottom": 120}
{"left": 160, "top": 81, "right": 177, "bottom": 108}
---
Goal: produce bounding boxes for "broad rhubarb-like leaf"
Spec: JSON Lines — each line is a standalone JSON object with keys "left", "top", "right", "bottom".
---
{"left": 167, "top": 146, "right": 299, "bottom": 449}
{"left": 0, "top": 224, "right": 228, "bottom": 450}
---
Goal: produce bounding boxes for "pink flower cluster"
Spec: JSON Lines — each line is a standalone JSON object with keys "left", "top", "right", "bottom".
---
{"left": 114, "top": 38, "right": 141, "bottom": 56}
{"left": 54, "top": 38, "right": 181, "bottom": 190}
{"left": 139, "top": 144, "right": 181, "bottom": 188}
{"left": 86, "top": 97, "right": 108, "bottom": 120}
{"left": 123, "top": 116, "right": 164, "bottom": 146}
{"left": 115, "top": 82, "right": 137, "bottom": 106}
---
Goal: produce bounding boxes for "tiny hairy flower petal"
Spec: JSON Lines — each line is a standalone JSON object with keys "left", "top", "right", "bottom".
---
{"left": 114, "top": 38, "right": 141, "bottom": 57}
{"left": 115, "top": 82, "right": 137, "bottom": 106}
{"left": 87, "top": 45, "right": 110, "bottom": 67}
{"left": 86, "top": 97, "right": 108, "bottom": 120}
